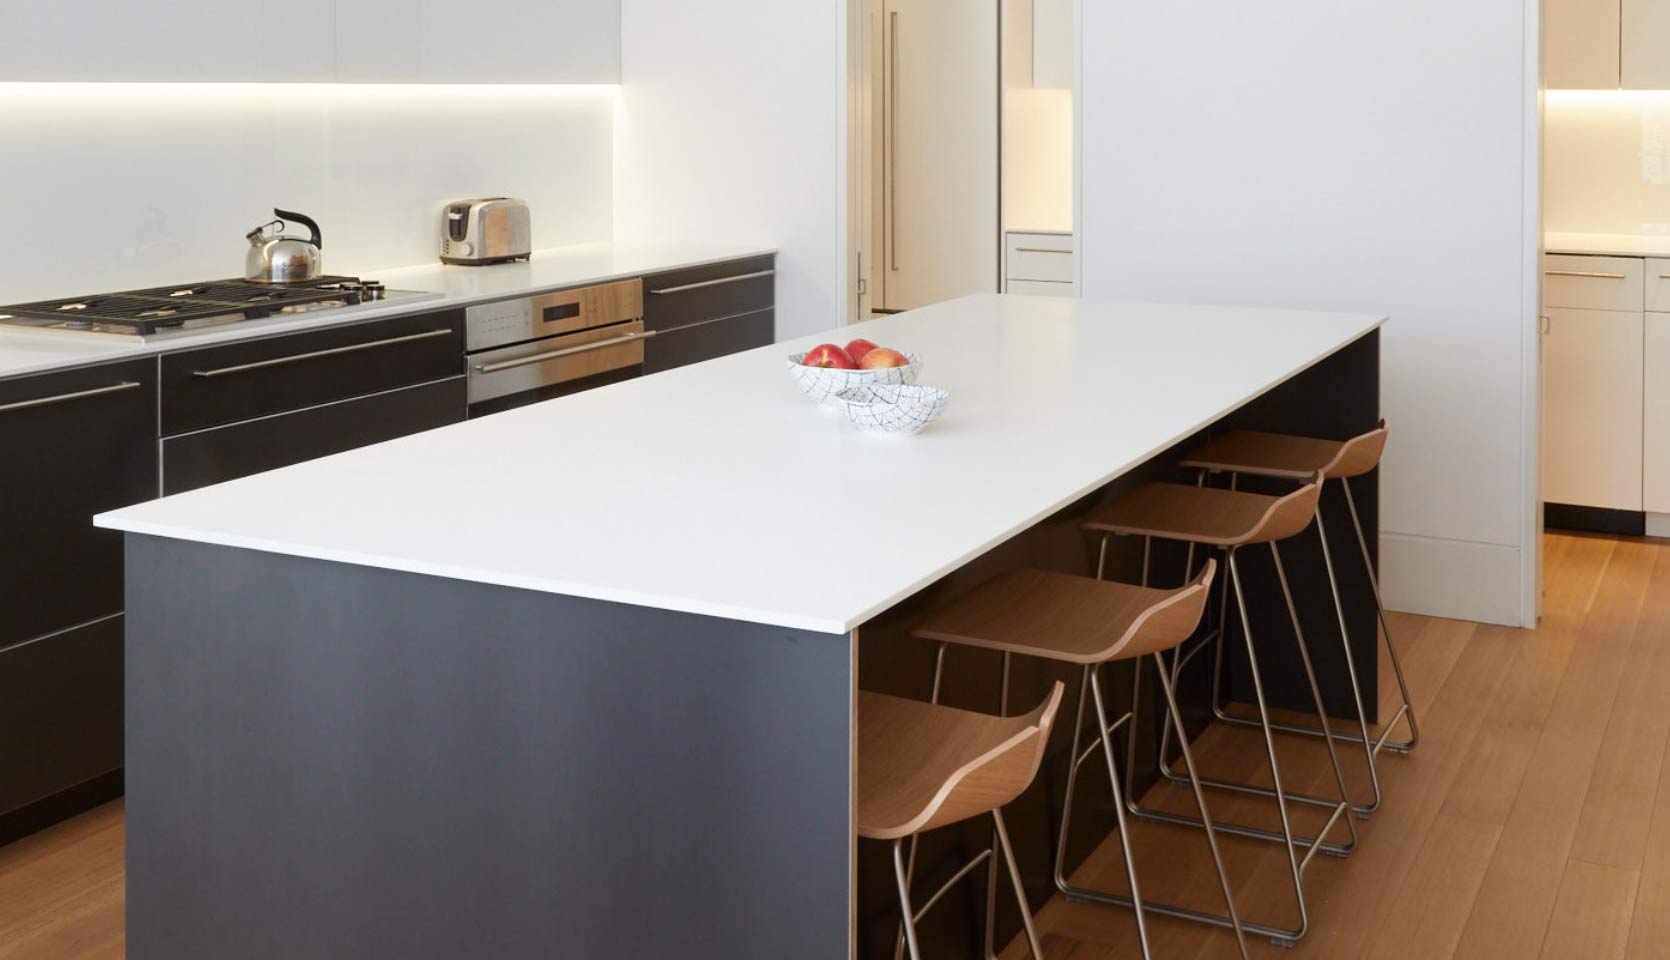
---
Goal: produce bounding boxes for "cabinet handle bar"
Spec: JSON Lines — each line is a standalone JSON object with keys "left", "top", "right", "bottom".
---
{"left": 0, "top": 380, "right": 141, "bottom": 415}
{"left": 1014, "top": 247, "right": 1072, "bottom": 255}
{"left": 647, "top": 270, "right": 775, "bottom": 296}
{"left": 1546, "top": 270, "right": 1626, "bottom": 280}
{"left": 192, "top": 329, "right": 453, "bottom": 378}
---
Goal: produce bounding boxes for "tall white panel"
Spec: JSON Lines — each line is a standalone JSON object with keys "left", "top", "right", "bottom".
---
{"left": 1079, "top": 1, "right": 1536, "bottom": 624}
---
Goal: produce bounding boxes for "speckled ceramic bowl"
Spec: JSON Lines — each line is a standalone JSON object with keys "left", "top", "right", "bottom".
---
{"left": 832, "top": 383, "right": 950, "bottom": 435}
{"left": 786, "top": 351, "right": 923, "bottom": 404}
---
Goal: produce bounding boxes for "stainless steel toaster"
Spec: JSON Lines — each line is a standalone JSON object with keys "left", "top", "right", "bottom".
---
{"left": 441, "top": 198, "right": 532, "bottom": 265}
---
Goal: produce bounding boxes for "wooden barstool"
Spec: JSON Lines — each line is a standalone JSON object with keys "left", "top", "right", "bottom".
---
{"left": 859, "top": 682, "right": 1065, "bottom": 960}
{"left": 1179, "top": 420, "right": 1415, "bottom": 818}
{"left": 909, "top": 559, "right": 1249, "bottom": 960}
{"left": 1079, "top": 475, "right": 1357, "bottom": 948}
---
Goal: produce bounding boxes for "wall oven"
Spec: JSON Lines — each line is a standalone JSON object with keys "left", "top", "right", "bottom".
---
{"left": 464, "top": 279, "right": 646, "bottom": 417}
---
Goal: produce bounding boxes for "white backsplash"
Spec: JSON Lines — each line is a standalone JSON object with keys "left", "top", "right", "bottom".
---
{"left": 1546, "top": 90, "right": 1670, "bottom": 236}
{"left": 0, "top": 84, "right": 616, "bottom": 303}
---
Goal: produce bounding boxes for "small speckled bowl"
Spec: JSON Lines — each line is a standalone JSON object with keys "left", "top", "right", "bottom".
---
{"left": 786, "top": 351, "right": 923, "bottom": 404}
{"left": 832, "top": 383, "right": 950, "bottom": 435}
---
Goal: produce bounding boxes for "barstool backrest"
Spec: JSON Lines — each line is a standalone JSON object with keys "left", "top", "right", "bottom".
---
{"left": 1110, "top": 558, "right": 1217, "bottom": 661}
{"left": 913, "top": 682, "right": 1065, "bottom": 835}
{"left": 1325, "top": 419, "right": 1389, "bottom": 479}
{"left": 1253, "top": 475, "right": 1324, "bottom": 543}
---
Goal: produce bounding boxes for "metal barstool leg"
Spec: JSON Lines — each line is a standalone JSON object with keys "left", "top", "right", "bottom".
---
{"left": 1343, "top": 476, "right": 1420, "bottom": 752}
{"left": 1151, "top": 649, "right": 1250, "bottom": 960}
{"left": 1268, "top": 541, "right": 1359, "bottom": 853}
{"left": 894, "top": 642, "right": 950, "bottom": 960}
{"left": 893, "top": 839, "right": 923, "bottom": 960}
{"left": 1135, "top": 546, "right": 1355, "bottom": 857}
{"left": 992, "top": 808, "right": 1046, "bottom": 960}
{"left": 1228, "top": 548, "right": 1312, "bottom": 945}
{"left": 1089, "top": 665, "right": 1152, "bottom": 957}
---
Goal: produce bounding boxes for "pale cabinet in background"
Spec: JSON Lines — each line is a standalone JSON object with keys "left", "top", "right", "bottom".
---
{"left": 1645, "top": 313, "right": 1670, "bottom": 512}
{"left": 1543, "top": 306, "right": 1644, "bottom": 510}
{"left": 1625, "top": 0, "right": 1670, "bottom": 88}
{"left": 1546, "top": 0, "right": 1621, "bottom": 88}
{"left": 1032, "top": 0, "right": 1073, "bottom": 89}
{"left": 1004, "top": 231, "right": 1075, "bottom": 297}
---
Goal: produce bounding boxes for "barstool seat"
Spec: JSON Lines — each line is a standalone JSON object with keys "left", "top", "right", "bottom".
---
{"left": 858, "top": 684, "right": 1065, "bottom": 960}
{"left": 912, "top": 569, "right": 1197, "bottom": 664}
{"left": 905, "top": 562, "right": 1251, "bottom": 960}
{"left": 1181, "top": 422, "right": 1389, "bottom": 481}
{"left": 1083, "top": 481, "right": 1319, "bottom": 545}
{"left": 857, "top": 689, "right": 1059, "bottom": 840}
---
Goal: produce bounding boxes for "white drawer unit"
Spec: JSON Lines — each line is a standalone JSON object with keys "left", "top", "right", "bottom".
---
{"left": 1544, "top": 255, "right": 1645, "bottom": 311}
{"left": 1544, "top": 306, "right": 1645, "bottom": 512}
{"left": 1005, "top": 231, "right": 1075, "bottom": 291}
{"left": 1646, "top": 313, "right": 1670, "bottom": 513}
{"left": 1645, "top": 258, "right": 1670, "bottom": 313}
{"left": 1006, "top": 279, "right": 1075, "bottom": 297}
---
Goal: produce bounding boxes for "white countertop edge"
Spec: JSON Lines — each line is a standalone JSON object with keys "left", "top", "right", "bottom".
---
{"left": 101, "top": 518, "right": 856, "bottom": 635}
{"left": 1545, "top": 231, "right": 1670, "bottom": 259}
{"left": 0, "top": 241, "right": 777, "bottom": 381}
{"left": 97, "top": 306, "right": 1387, "bottom": 633}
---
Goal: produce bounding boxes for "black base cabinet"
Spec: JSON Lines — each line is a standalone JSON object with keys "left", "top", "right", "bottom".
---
{"left": 0, "top": 616, "right": 125, "bottom": 819}
{"left": 645, "top": 308, "right": 774, "bottom": 374}
{"left": 0, "top": 358, "right": 155, "bottom": 835}
{"left": 164, "top": 377, "right": 466, "bottom": 495}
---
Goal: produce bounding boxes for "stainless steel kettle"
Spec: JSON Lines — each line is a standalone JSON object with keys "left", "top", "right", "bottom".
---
{"left": 245, "top": 209, "right": 323, "bottom": 283}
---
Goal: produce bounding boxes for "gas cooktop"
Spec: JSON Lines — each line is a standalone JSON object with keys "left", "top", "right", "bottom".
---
{"left": 0, "top": 276, "right": 432, "bottom": 340}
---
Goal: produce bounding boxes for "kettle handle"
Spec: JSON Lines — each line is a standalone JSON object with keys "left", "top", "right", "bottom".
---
{"left": 274, "top": 208, "right": 322, "bottom": 250}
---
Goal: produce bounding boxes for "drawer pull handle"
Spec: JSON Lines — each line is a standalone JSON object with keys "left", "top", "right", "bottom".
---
{"left": 475, "top": 330, "right": 654, "bottom": 374}
{"left": 192, "top": 329, "right": 453, "bottom": 378}
{"left": 1546, "top": 270, "right": 1627, "bottom": 280}
{"left": 648, "top": 269, "right": 775, "bottom": 296}
{"left": 1014, "top": 246, "right": 1072, "bottom": 254}
{"left": 0, "top": 380, "right": 141, "bottom": 415}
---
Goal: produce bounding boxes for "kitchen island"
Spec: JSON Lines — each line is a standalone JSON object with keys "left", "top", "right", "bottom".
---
{"left": 97, "top": 294, "right": 1384, "bottom": 959}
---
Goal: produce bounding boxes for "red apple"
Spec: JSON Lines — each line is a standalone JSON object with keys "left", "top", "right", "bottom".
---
{"left": 859, "top": 347, "right": 909, "bottom": 369}
{"left": 802, "top": 343, "right": 857, "bottom": 368}
{"left": 844, "top": 338, "right": 880, "bottom": 364}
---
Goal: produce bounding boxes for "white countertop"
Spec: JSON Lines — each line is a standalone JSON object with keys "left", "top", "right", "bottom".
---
{"left": 0, "top": 241, "right": 774, "bottom": 380}
{"left": 97, "top": 294, "right": 1385, "bottom": 634}
{"left": 1545, "top": 232, "right": 1670, "bottom": 258}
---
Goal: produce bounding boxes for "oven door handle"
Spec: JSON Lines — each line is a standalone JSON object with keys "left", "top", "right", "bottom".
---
{"left": 473, "top": 329, "right": 654, "bottom": 374}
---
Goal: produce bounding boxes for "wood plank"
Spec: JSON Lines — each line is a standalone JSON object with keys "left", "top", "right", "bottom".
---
{"left": 1539, "top": 860, "right": 1638, "bottom": 960}
{"left": 0, "top": 801, "right": 125, "bottom": 960}
{"left": 1450, "top": 539, "right": 1656, "bottom": 960}
{"left": 1363, "top": 813, "right": 1503, "bottom": 960}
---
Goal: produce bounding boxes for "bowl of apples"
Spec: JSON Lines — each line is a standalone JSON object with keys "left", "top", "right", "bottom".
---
{"left": 787, "top": 338, "right": 923, "bottom": 404}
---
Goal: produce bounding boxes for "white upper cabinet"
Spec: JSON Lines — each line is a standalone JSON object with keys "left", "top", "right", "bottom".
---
{"left": 0, "top": 0, "right": 335, "bottom": 81}
{"left": 1545, "top": 0, "right": 1620, "bottom": 89}
{"left": 1032, "top": 0, "right": 1072, "bottom": 89}
{"left": 1624, "top": 0, "right": 1670, "bottom": 88}
{"left": 335, "top": 0, "right": 620, "bottom": 83}
{"left": 0, "top": 0, "right": 620, "bottom": 82}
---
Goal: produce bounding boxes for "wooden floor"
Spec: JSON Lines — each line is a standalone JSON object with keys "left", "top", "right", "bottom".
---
{"left": 0, "top": 532, "right": 1665, "bottom": 960}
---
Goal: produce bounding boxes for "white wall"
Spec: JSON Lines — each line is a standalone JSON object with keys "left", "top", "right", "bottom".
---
{"left": 1546, "top": 90, "right": 1670, "bottom": 234}
{"left": 1079, "top": 2, "right": 1539, "bottom": 625}
{"left": 0, "top": 84, "right": 616, "bottom": 303}
{"left": 614, "top": 0, "right": 847, "bottom": 341}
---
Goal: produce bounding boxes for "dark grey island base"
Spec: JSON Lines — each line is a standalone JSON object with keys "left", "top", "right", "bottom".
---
{"left": 122, "top": 330, "right": 1378, "bottom": 960}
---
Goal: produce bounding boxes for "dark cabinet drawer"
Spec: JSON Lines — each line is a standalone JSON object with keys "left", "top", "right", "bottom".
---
{"left": 0, "top": 358, "right": 158, "bottom": 650}
{"left": 0, "top": 616, "right": 124, "bottom": 816}
{"left": 644, "top": 308, "right": 775, "bottom": 375}
{"left": 163, "top": 376, "right": 466, "bottom": 495}
{"left": 160, "top": 309, "right": 465, "bottom": 436}
{"left": 642, "top": 255, "right": 775, "bottom": 333}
